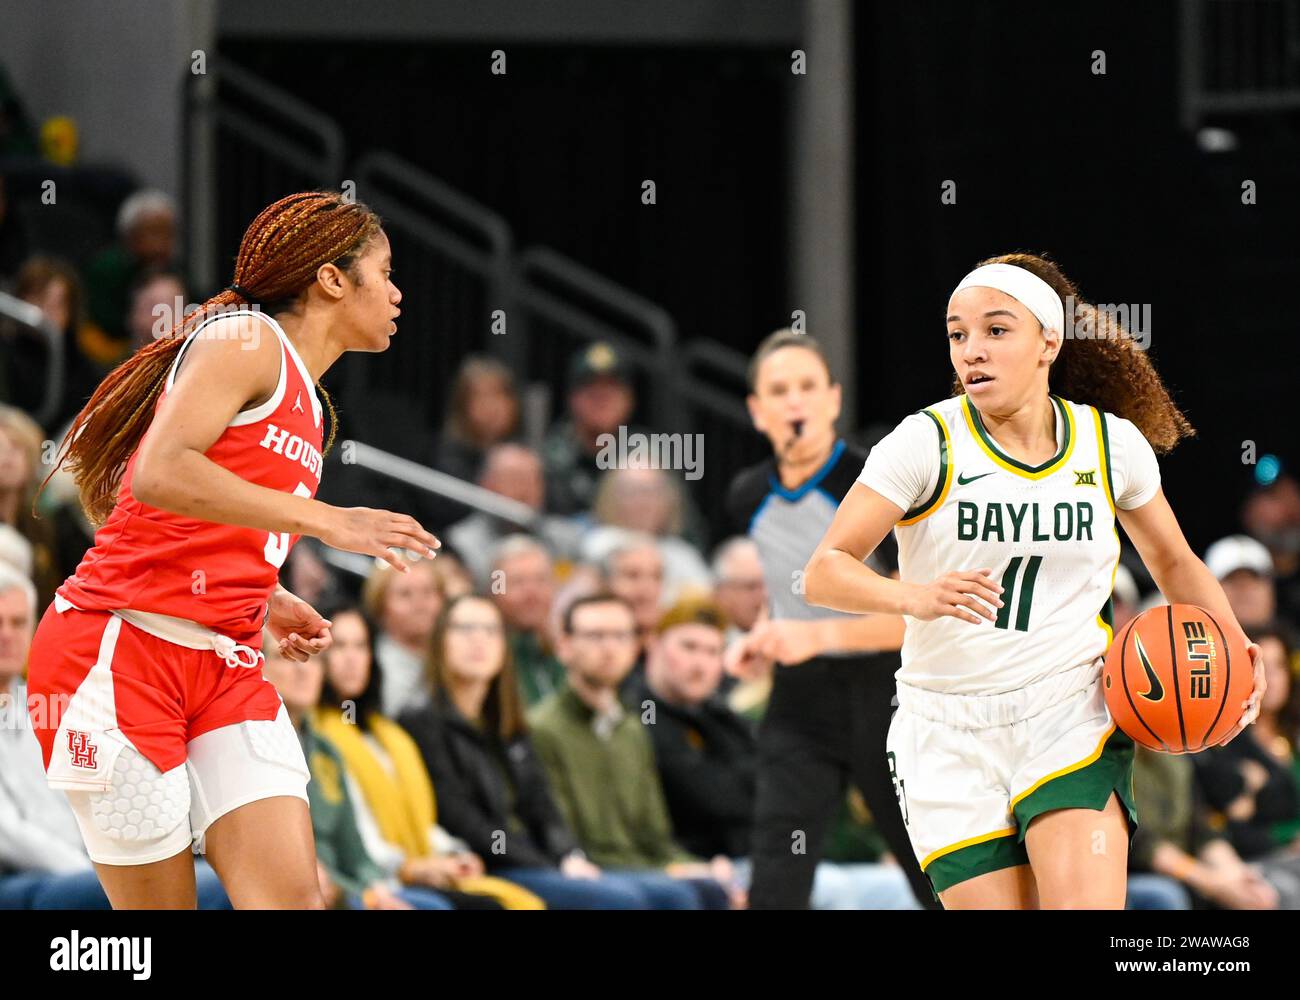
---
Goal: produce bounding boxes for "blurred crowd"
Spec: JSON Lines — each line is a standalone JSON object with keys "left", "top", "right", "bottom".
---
{"left": 2, "top": 119, "right": 1300, "bottom": 911}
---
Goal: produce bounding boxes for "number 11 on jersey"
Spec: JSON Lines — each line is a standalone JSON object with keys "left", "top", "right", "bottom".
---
{"left": 994, "top": 555, "right": 1042, "bottom": 631}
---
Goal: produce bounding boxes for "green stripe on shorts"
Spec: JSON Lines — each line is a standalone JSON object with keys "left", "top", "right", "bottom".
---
{"left": 1011, "top": 726, "right": 1138, "bottom": 841}
{"left": 923, "top": 831, "right": 1028, "bottom": 895}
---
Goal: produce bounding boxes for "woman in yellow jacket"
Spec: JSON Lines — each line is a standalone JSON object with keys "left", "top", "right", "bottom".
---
{"left": 313, "top": 604, "right": 543, "bottom": 910}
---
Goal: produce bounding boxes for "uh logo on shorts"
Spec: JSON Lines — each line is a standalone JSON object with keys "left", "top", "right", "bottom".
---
{"left": 67, "top": 730, "right": 98, "bottom": 769}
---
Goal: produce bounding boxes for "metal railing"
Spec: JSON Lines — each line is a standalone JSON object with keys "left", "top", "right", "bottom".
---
{"left": 341, "top": 440, "right": 539, "bottom": 527}
{"left": 0, "top": 291, "right": 64, "bottom": 429}
{"left": 184, "top": 60, "right": 347, "bottom": 292}
{"left": 677, "top": 339, "right": 769, "bottom": 525}
{"left": 184, "top": 62, "right": 761, "bottom": 543}
{"left": 315, "top": 439, "right": 542, "bottom": 579}
{"left": 338, "top": 151, "right": 515, "bottom": 430}
{"left": 1180, "top": 0, "right": 1300, "bottom": 128}
{"left": 513, "top": 246, "right": 680, "bottom": 430}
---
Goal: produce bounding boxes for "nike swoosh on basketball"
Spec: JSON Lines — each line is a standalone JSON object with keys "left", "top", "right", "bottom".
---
{"left": 1133, "top": 632, "right": 1165, "bottom": 702}
{"left": 957, "top": 471, "right": 995, "bottom": 485}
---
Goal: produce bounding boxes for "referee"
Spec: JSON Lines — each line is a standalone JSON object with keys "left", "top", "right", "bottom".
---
{"left": 725, "top": 329, "right": 936, "bottom": 909}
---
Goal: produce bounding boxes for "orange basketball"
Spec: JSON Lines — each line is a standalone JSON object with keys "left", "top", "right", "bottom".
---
{"left": 1102, "top": 604, "right": 1252, "bottom": 754}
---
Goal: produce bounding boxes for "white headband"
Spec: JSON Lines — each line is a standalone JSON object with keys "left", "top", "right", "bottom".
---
{"left": 951, "top": 263, "right": 1064, "bottom": 335}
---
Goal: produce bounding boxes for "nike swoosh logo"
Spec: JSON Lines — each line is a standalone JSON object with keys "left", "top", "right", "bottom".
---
{"left": 957, "top": 471, "right": 995, "bottom": 485}
{"left": 1133, "top": 632, "right": 1165, "bottom": 702}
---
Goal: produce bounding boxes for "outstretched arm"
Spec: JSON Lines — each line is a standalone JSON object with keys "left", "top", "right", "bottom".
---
{"left": 131, "top": 314, "right": 437, "bottom": 571}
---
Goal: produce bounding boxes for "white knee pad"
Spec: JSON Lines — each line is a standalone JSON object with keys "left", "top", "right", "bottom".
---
{"left": 62, "top": 705, "right": 309, "bottom": 865}
{"left": 65, "top": 745, "right": 194, "bottom": 866}
{"left": 187, "top": 704, "right": 311, "bottom": 856}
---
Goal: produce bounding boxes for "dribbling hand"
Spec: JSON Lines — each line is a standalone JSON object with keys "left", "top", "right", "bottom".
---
{"left": 1213, "top": 642, "right": 1267, "bottom": 748}
{"left": 319, "top": 506, "right": 440, "bottom": 572}
{"left": 906, "top": 568, "right": 1005, "bottom": 625}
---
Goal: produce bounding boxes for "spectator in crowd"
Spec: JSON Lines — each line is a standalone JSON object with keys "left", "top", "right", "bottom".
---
{"left": 1242, "top": 473, "right": 1300, "bottom": 624}
{"left": 125, "top": 269, "right": 186, "bottom": 353}
{"left": 0, "top": 564, "right": 229, "bottom": 908}
{"left": 0, "top": 405, "right": 60, "bottom": 611}
{"left": 597, "top": 531, "right": 665, "bottom": 659}
{"left": 634, "top": 595, "right": 919, "bottom": 909}
{"left": 1, "top": 257, "right": 102, "bottom": 429}
{"left": 580, "top": 466, "right": 712, "bottom": 604}
{"left": 283, "top": 539, "right": 348, "bottom": 615}
{"left": 489, "top": 535, "right": 566, "bottom": 706}
{"left": 0, "top": 524, "right": 32, "bottom": 576}
{"left": 261, "top": 628, "right": 452, "bottom": 910}
{"left": 402, "top": 594, "right": 697, "bottom": 908}
{"left": 711, "top": 536, "right": 768, "bottom": 642}
{"left": 715, "top": 541, "right": 779, "bottom": 719}
{"left": 314, "top": 605, "right": 542, "bottom": 909}
{"left": 432, "top": 546, "right": 476, "bottom": 599}
{"left": 9, "top": 259, "right": 150, "bottom": 575}
{"left": 1193, "top": 621, "right": 1300, "bottom": 907}
{"left": 85, "top": 189, "right": 178, "bottom": 346}
{"left": 541, "top": 341, "right": 638, "bottom": 517}
{"left": 1127, "top": 746, "right": 1278, "bottom": 910}
{"left": 26, "top": 416, "right": 93, "bottom": 584}
{"left": 1204, "top": 534, "right": 1276, "bottom": 630}
{"left": 545, "top": 561, "right": 604, "bottom": 651}
{"left": 528, "top": 592, "right": 733, "bottom": 909}
{"left": 631, "top": 597, "right": 754, "bottom": 861}
{"left": 362, "top": 557, "right": 447, "bottom": 717}
{"left": 434, "top": 355, "right": 521, "bottom": 483}
{"left": 0, "top": 174, "right": 32, "bottom": 278}
{"left": 445, "top": 443, "right": 580, "bottom": 587}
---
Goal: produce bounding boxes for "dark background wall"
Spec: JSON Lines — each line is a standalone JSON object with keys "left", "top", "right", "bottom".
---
{"left": 853, "top": 1, "right": 1299, "bottom": 554}
{"left": 214, "top": 1, "right": 1297, "bottom": 553}
{"left": 4, "top": 0, "right": 1289, "bottom": 582}
{"left": 220, "top": 40, "right": 795, "bottom": 369}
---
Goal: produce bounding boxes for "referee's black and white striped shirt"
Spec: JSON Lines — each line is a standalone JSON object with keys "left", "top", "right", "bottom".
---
{"left": 726, "top": 440, "right": 898, "bottom": 638}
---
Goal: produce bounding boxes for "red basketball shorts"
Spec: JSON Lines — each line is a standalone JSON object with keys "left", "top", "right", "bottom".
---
{"left": 26, "top": 596, "right": 310, "bottom": 865}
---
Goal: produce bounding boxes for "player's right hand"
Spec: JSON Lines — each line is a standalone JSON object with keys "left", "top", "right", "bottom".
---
{"left": 318, "top": 505, "right": 440, "bottom": 572}
{"left": 906, "top": 569, "right": 1004, "bottom": 624}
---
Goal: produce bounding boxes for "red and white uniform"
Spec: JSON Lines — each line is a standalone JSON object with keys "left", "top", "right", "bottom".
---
{"left": 26, "top": 309, "right": 322, "bottom": 865}
{"left": 59, "top": 309, "right": 325, "bottom": 642}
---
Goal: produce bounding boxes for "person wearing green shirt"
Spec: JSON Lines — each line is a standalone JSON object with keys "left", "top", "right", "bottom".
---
{"left": 528, "top": 592, "right": 734, "bottom": 908}
{"left": 490, "top": 535, "right": 568, "bottom": 706}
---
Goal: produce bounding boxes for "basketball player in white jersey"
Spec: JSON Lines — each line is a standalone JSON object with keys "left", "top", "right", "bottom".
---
{"left": 804, "top": 253, "right": 1266, "bottom": 909}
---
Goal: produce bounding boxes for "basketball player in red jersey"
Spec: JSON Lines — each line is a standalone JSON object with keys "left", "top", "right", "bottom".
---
{"left": 26, "top": 191, "right": 439, "bottom": 909}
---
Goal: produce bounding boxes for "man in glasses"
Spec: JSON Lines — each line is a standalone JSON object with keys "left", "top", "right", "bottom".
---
{"left": 528, "top": 592, "right": 735, "bottom": 908}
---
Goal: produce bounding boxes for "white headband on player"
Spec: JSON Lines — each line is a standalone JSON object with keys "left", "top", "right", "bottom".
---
{"left": 951, "top": 263, "right": 1065, "bottom": 335}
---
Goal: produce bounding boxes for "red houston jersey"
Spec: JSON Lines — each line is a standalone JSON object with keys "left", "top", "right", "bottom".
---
{"left": 58, "top": 310, "right": 326, "bottom": 644}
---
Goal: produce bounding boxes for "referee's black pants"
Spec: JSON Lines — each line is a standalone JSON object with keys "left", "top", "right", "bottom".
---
{"left": 748, "top": 652, "right": 939, "bottom": 909}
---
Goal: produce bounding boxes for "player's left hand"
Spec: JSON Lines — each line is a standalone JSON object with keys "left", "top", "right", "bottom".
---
{"left": 1214, "top": 641, "right": 1266, "bottom": 748}
{"left": 268, "top": 588, "right": 333, "bottom": 661}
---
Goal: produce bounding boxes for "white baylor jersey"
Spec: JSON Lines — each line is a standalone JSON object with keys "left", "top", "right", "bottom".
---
{"left": 859, "top": 394, "right": 1161, "bottom": 696}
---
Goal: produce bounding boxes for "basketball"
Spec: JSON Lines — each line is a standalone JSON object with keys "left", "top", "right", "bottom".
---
{"left": 1103, "top": 604, "right": 1253, "bottom": 754}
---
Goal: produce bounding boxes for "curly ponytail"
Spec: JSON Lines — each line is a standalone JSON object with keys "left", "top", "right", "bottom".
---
{"left": 951, "top": 252, "right": 1194, "bottom": 454}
